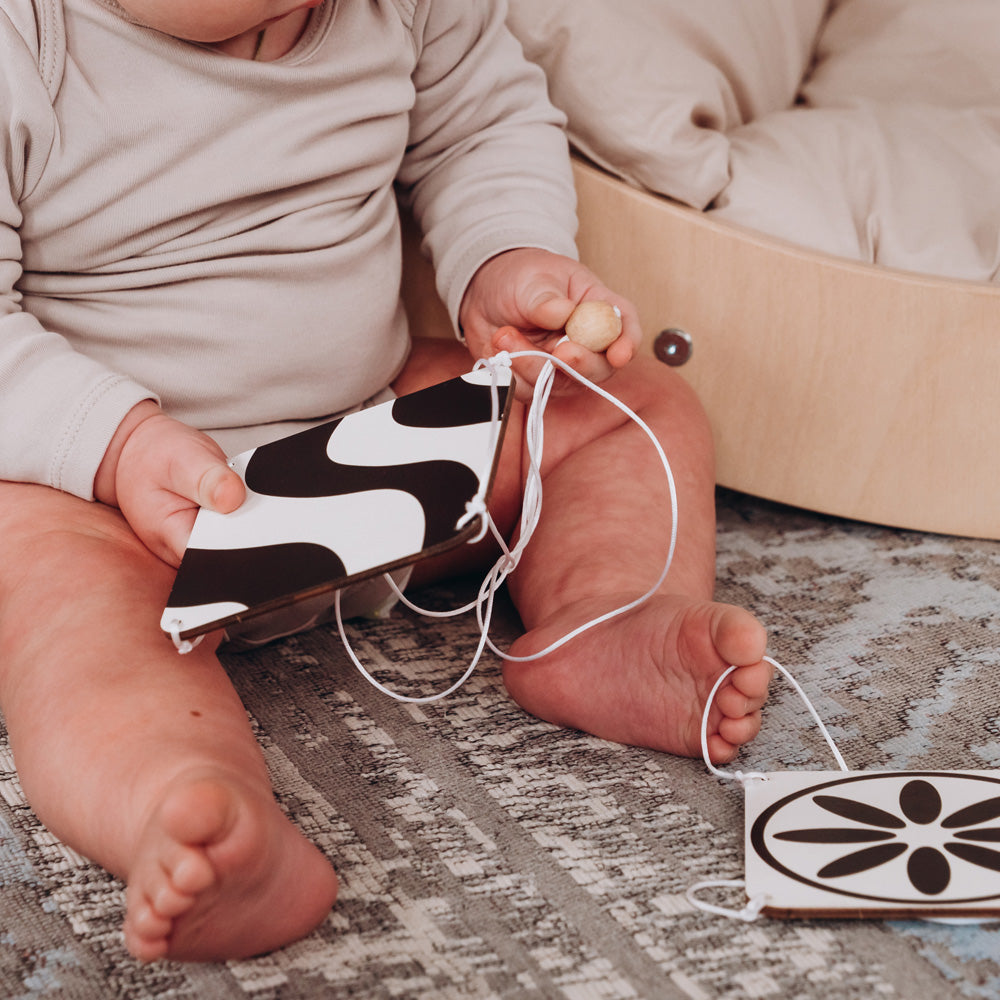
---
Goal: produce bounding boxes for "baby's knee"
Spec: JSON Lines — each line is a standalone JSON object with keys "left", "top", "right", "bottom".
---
{"left": 614, "top": 355, "right": 713, "bottom": 441}
{"left": 628, "top": 352, "right": 702, "bottom": 405}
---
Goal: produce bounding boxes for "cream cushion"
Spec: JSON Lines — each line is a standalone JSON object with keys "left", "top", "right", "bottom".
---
{"left": 507, "top": 0, "right": 1000, "bottom": 282}
{"left": 505, "top": 0, "right": 828, "bottom": 211}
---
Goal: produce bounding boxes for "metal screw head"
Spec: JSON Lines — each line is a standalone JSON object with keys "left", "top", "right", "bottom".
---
{"left": 654, "top": 328, "right": 693, "bottom": 366}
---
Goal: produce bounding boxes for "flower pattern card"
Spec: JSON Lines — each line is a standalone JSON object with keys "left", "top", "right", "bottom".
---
{"left": 745, "top": 770, "right": 1000, "bottom": 919}
{"left": 161, "top": 368, "right": 513, "bottom": 642}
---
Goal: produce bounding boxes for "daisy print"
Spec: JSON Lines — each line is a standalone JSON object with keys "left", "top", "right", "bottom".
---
{"left": 747, "top": 772, "right": 1000, "bottom": 910}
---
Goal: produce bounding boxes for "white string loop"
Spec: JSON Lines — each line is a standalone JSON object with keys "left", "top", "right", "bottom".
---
{"left": 335, "top": 350, "right": 679, "bottom": 703}
{"left": 454, "top": 355, "right": 511, "bottom": 543}
{"left": 169, "top": 620, "right": 204, "bottom": 655}
{"left": 333, "top": 560, "right": 505, "bottom": 704}
{"left": 699, "top": 655, "right": 848, "bottom": 784}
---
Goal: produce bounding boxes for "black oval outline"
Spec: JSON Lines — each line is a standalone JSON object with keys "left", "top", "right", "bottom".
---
{"left": 750, "top": 772, "right": 1000, "bottom": 906}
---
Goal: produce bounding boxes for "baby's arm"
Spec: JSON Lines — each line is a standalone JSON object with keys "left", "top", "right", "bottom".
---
{"left": 1, "top": 26, "right": 156, "bottom": 505}
{"left": 95, "top": 403, "right": 245, "bottom": 567}
{"left": 458, "top": 248, "right": 642, "bottom": 392}
{"left": 1, "top": 26, "right": 242, "bottom": 564}
{"left": 1, "top": 179, "right": 239, "bottom": 566}
{"left": 397, "top": 2, "right": 641, "bottom": 391}
{"left": 398, "top": 1, "right": 579, "bottom": 339}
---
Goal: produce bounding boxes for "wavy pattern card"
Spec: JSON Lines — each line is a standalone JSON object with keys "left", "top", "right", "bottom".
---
{"left": 161, "top": 369, "right": 512, "bottom": 641}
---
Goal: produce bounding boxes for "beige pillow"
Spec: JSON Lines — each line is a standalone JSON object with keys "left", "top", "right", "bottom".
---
{"left": 506, "top": 0, "right": 828, "bottom": 209}
{"left": 711, "top": 0, "right": 1000, "bottom": 281}
{"left": 710, "top": 105, "right": 1000, "bottom": 282}
{"left": 802, "top": 0, "right": 1000, "bottom": 110}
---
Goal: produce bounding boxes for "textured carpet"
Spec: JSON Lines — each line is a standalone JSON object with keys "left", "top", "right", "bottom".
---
{"left": 2, "top": 489, "right": 1000, "bottom": 999}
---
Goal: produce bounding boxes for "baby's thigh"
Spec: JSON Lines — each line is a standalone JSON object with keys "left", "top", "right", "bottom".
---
{"left": 392, "top": 335, "right": 473, "bottom": 395}
{"left": 0, "top": 482, "right": 174, "bottom": 631}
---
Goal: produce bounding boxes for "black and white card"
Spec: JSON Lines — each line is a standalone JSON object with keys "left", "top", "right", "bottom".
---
{"left": 161, "top": 368, "right": 513, "bottom": 641}
{"left": 746, "top": 770, "right": 1000, "bottom": 918}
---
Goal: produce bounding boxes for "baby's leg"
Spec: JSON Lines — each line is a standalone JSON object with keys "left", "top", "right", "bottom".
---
{"left": 502, "top": 352, "right": 771, "bottom": 762}
{"left": 0, "top": 484, "right": 338, "bottom": 962}
{"left": 399, "top": 340, "right": 770, "bottom": 763}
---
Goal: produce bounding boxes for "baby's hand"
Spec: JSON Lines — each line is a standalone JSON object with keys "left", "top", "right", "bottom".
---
{"left": 95, "top": 401, "right": 245, "bottom": 566}
{"left": 458, "top": 248, "right": 641, "bottom": 394}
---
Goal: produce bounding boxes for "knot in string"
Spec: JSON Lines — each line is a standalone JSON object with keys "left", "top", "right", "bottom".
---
{"left": 169, "top": 620, "right": 204, "bottom": 655}
{"left": 730, "top": 770, "right": 768, "bottom": 788}
{"left": 473, "top": 351, "right": 513, "bottom": 376}
{"left": 455, "top": 496, "right": 490, "bottom": 542}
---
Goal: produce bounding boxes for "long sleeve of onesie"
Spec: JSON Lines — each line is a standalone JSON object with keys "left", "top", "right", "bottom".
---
{"left": 398, "top": 0, "right": 579, "bottom": 326}
{"left": 0, "top": 7, "right": 156, "bottom": 499}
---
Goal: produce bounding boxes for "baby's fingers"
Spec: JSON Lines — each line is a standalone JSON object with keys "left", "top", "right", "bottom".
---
{"left": 491, "top": 326, "right": 613, "bottom": 398}
{"left": 551, "top": 335, "right": 616, "bottom": 386}
{"left": 555, "top": 298, "right": 638, "bottom": 382}
{"left": 193, "top": 461, "right": 245, "bottom": 515}
{"left": 152, "top": 455, "right": 244, "bottom": 567}
{"left": 158, "top": 449, "right": 244, "bottom": 562}
{"left": 490, "top": 326, "right": 558, "bottom": 398}
{"left": 116, "top": 416, "right": 245, "bottom": 565}
{"left": 144, "top": 422, "right": 244, "bottom": 515}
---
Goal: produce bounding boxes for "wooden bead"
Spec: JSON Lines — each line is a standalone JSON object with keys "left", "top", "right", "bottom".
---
{"left": 564, "top": 300, "right": 622, "bottom": 352}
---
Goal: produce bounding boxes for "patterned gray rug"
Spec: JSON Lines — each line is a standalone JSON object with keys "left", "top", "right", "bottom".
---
{"left": 2, "top": 489, "right": 999, "bottom": 999}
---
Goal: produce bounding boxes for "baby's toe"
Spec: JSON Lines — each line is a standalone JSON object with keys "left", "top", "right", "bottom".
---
{"left": 137, "top": 852, "right": 205, "bottom": 919}
{"left": 715, "top": 685, "right": 749, "bottom": 720}
{"left": 710, "top": 605, "right": 768, "bottom": 668}
{"left": 715, "top": 683, "right": 767, "bottom": 720}
{"left": 704, "top": 732, "right": 740, "bottom": 765}
{"left": 152, "top": 877, "right": 199, "bottom": 919}
{"left": 168, "top": 847, "right": 217, "bottom": 897}
{"left": 730, "top": 659, "right": 774, "bottom": 699}
{"left": 718, "top": 710, "right": 762, "bottom": 748}
{"left": 128, "top": 896, "right": 172, "bottom": 939}
{"left": 123, "top": 895, "right": 172, "bottom": 962}
{"left": 126, "top": 930, "right": 170, "bottom": 964}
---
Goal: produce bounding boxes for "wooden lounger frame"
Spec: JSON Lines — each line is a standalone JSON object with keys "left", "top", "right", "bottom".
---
{"left": 403, "top": 157, "right": 1000, "bottom": 540}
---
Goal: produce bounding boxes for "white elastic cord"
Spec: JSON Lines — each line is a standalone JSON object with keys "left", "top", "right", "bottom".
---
{"left": 483, "top": 350, "right": 678, "bottom": 663}
{"left": 699, "top": 655, "right": 849, "bottom": 784}
{"left": 454, "top": 355, "right": 508, "bottom": 544}
{"left": 333, "top": 573, "right": 503, "bottom": 704}
{"left": 688, "top": 655, "right": 850, "bottom": 923}
{"left": 685, "top": 880, "right": 770, "bottom": 923}
{"left": 336, "top": 349, "right": 679, "bottom": 703}
{"left": 700, "top": 656, "right": 849, "bottom": 784}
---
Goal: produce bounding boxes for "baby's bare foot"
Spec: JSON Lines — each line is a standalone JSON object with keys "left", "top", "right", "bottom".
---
{"left": 503, "top": 595, "right": 771, "bottom": 763}
{"left": 123, "top": 773, "right": 338, "bottom": 962}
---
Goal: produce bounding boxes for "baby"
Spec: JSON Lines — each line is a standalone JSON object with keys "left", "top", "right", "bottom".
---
{"left": 0, "top": 0, "right": 771, "bottom": 964}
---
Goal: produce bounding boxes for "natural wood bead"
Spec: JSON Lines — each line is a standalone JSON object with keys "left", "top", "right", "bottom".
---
{"left": 564, "top": 300, "right": 622, "bottom": 352}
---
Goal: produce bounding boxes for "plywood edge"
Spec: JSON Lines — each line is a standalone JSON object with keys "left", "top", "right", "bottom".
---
{"left": 572, "top": 158, "right": 1000, "bottom": 539}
